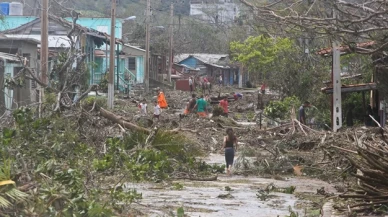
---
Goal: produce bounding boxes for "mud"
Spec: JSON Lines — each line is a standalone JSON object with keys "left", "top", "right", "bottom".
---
{"left": 128, "top": 154, "right": 337, "bottom": 217}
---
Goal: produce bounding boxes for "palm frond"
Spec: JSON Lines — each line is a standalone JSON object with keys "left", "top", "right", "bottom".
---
{"left": 0, "top": 195, "right": 12, "bottom": 208}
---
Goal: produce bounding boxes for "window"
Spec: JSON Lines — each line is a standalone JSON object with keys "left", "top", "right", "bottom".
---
{"left": 128, "top": 57, "right": 136, "bottom": 71}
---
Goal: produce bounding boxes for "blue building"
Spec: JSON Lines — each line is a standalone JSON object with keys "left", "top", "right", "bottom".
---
{"left": 0, "top": 16, "right": 122, "bottom": 38}
{"left": 0, "top": 15, "right": 146, "bottom": 90}
{"left": 176, "top": 54, "right": 242, "bottom": 86}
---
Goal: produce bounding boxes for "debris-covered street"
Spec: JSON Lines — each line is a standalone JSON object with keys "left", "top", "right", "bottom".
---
{"left": 2, "top": 0, "right": 388, "bottom": 216}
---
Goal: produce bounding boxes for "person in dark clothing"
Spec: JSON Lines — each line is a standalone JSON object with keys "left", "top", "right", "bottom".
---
{"left": 222, "top": 128, "right": 238, "bottom": 176}
{"left": 346, "top": 103, "right": 355, "bottom": 127}
{"left": 180, "top": 94, "right": 197, "bottom": 120}
{"left": 298, "top": 101, "right": 311, "bottom": 125}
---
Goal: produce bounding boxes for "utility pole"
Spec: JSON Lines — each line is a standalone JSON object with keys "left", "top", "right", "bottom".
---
{"left": 167, "top": 2, "right": 173, "bottom": 83}
{"left": 107, "top": 0, "right": 116, "bottom": 109}
{"left": 238, "top": 63, "right": 243, "bottom": 88}
{"left": 144, "top": 0, "right": 151, "bottom": 92}
{"left": 332, "top": 9, "right": 342, "bottom": 132}
{"left": 40, "top": 0, "right": 48, "bottom": 117}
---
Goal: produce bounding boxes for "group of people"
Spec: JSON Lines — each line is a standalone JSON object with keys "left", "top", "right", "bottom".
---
{"left": 138, "top": 90, "right": 168, "bottom": 120}
{"left": 138, "top": 88, "right": 239, "bottom": 176}
{"left": 188, "top": 75, "right": 226, "bottom": 94}
{"left": 180, "top": 94, "right": 210, "bottom": 119}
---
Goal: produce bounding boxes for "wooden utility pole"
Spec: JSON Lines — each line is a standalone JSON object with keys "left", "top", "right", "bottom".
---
{"left": 144, "top": 0, "right": 151, "bottom": 92}
{"left": 107, "top": 0, "right": 116, "bottom": 109}
{"left": 167, "top": 2, "right": 173, "bottom": 83}
{"left": 40, "top": 0, "right": 48, "bottom": 117}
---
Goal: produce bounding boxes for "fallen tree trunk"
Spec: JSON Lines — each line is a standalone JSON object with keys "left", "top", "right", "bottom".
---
{"left": 99, "top": 108, "right": 197, "bottom": 134}
{"left": 99, "top": 108, "right": 151, "bottom": 134}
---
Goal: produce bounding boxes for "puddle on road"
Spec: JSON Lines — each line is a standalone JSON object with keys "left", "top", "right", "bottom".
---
{"left": 127, "top": 154, "right": 335, "bottom": 217}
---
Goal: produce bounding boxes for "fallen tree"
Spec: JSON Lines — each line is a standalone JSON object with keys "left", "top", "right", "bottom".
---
{"left": 99, "top": 108, "right": 151, "bottom": 133}
{"left": 99, "top": 108, "right": 198, "bottom": 135}
{"left": 339, "top": 141, "right": 388, "bottom": 213}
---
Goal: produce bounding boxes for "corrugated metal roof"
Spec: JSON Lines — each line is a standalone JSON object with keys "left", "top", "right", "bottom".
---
{"left": 124, "top": 44, "right": 145, "bottom": 52}
{"left": 0, "top": 37, "right": 40, "bottom": 44}
{"left": 175, "top": 53, "right": 228, "bottom": 64}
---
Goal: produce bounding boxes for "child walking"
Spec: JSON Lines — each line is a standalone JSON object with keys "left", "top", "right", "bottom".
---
{"left": 153, "top": 100, "right": 161, "bottom": 120}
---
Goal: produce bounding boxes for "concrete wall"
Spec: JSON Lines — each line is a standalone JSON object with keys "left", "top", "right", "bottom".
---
{"left": 0, "top": 16, "right": 123, "bottom": 39}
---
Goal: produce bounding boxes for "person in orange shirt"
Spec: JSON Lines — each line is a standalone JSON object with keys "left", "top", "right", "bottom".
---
{"left": 157, "top": 90, "right": 168, "bottom": 109}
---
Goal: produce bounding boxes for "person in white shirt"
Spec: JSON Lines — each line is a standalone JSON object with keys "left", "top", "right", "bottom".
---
{"left": 139, "top": 99, "right": 147, "bottom": 116}
{"left": 189, "top": 77, "right": 193, "bottom": 92}
{"left": 219, "top": 75, "right": 223, "bottom": 86}
{"left": 153, "top": 100, "right": 161, "bottom": 120}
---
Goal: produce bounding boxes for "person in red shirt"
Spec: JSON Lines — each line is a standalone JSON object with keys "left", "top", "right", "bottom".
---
{"left": 219, "top": 96, "right": 229, "bottom": 117}
{"left": 261, "top": 83, "right": 266, "bottom": 94}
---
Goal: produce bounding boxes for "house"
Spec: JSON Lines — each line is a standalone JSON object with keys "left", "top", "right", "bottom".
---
{"left": 0, "top": 16, "right": 123, "bottom": 39}
{"left": 0, "top": 37, "right": 40, "bottom": 110}
{"left": 121, "top": 44, "right": 145, "bottom": 83}
{"left": 190, "top": 0, "right": 239, "bottom": 23}
{"left": 318, "top": 42, "right": 386, "bottom": 128}
{"left": 0, "top": 15, "right": 135, "bottom": 91}
{"left": 173, "top": 63, "right": 200, "bottom": 78}
{"left": 175, "top": 53, "right": 241, "bottom": 86}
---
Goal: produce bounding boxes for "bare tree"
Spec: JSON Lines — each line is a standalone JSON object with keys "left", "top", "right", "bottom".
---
{"left": 239, "top": 0, "right": 388, "bottom": 54}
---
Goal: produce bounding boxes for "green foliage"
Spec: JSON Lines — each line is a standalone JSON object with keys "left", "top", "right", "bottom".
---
{"left": 230, "top": 35, "right": 293, "bottom": 76}
{"left": 82, "top": 96, "right": 107, "bottom": 109}
{"left": 177, "top": 206, "right": 185, "bottom": 217}
{"left": 264, "top": 96, "right": 301, "bottom": 120}
{"left": 0, "top": 159, "right": 28, "bottom": 209}
{"left": 172, "top": 183, "right": 184, "bottom": 190}
{"left": 0, "top": 106, "right": 221, "bottom": 215}
{"left": 99, "top": 73, "right": 108, "bottom": 92}
{"left": 212, "top": 106, "right": 224, "bottom": 117}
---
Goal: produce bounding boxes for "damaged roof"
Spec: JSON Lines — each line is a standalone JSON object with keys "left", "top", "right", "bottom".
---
{"left": 317, "top": 41, "right": 375, "bottom": 56}
{"left": 1, "top": 15, "right": 123, "bottom": 45}
{"left": 321, "top": 82, "right": 377, "bottom": 94}
{"left": 175, "top": 53, "right": 231, "bottom": 69}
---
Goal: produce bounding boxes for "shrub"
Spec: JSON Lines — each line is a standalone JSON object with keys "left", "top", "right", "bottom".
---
{"left": 212, "top": 106, "right": 224, "bottom": 117}
{"left": 264, "top": 96, "right": 301, "bottom": 120}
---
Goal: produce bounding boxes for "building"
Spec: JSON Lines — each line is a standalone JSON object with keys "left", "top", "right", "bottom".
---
{"left": 0, "top": 37, "right": 40, "bottom": 110}
{"left": 0, "top": 16, "right": 122, "bottom": 39}
{"left": 190, "top": 0, "right": 239, "bottom": 23}
{"left": 0, "top": 15, "right": 141, "bottom": 92}
{"left": 175, "top": 53, "right": 242, "bottom": 87}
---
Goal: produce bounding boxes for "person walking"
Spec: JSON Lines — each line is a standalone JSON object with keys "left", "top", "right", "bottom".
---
{"left": 194, "top": 95, "right": 207, "bottom": 118}
{"left": 298, "top": 101, "right": 311, "bottom": 125}
{"left": 138, "top": 99, "right": 147, "bottom": 116}
{"left": 219, "top": 75, "right": 223, "bottom": 86}
{"left": 180, "top": 94, "right": 197, "bottom": 120}
{"left": 219, "top": 96, "right": 228, "bottom": 117}
{"left": 153, "top": 100, "right": 162, "bottom": 120}
{"left": 189, "top": 77, "right": 193, "bottom": 92}
{"left": 222, "top": 128, "right": 238, "bottom": 176}
{"left": 157, "top": 89, "right": 168, "bottom": 109}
